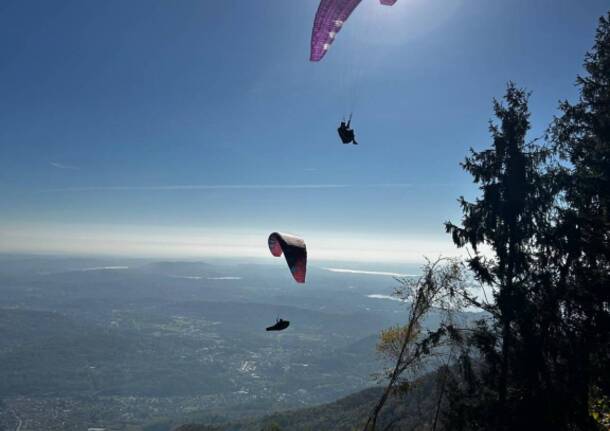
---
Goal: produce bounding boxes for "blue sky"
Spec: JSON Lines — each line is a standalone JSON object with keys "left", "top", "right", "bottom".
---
{"left": 1, "top": 0, "right": 608, "bottom": 262}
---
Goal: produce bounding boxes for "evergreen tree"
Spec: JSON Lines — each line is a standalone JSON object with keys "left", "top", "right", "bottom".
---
{"left": 441, "top": 13, "right": 610, "bottom": 430}
{"left": 548, "top": 11, "right": 610, "bottom": 429}
{"left": 372, "top": 12, "right": 610, "bottom": 431}
{"left": 444, "top": 82, "right": 554, "bottom": 430}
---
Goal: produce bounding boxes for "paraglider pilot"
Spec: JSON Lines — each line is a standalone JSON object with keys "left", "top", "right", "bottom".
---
{"left": 338, "top": 116, "right": 358, "bottom": 145}
{"left": 266, "top": 318, "right": 290, "bottom": 331}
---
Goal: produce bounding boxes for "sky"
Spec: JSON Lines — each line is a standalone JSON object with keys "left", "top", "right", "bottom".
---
{"left": 0, "top": 0, "right": 608, "bottom": 263}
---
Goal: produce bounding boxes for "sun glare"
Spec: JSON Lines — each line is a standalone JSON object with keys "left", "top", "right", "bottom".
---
{"left": 351, "top": 0, "right": 463, "bottom": 47}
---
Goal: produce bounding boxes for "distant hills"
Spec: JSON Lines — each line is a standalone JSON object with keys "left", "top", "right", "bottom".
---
{"left": 174, "top": 370, "right": 442, "bottom": 431}
{"left": 0, "top": 255, "right": 468, "bottom": 430}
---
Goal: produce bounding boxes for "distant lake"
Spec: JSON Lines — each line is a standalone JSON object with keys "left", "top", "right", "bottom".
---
{"left": 367, "top": 294, "right": 406, "bottom": 303}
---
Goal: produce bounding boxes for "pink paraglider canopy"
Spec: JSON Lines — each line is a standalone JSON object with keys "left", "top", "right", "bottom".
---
{"left": 310, "top": 0, "right": 398, "bottom": 62}
{"left": 268, "top": 232, "right": 307, "bottom": 284}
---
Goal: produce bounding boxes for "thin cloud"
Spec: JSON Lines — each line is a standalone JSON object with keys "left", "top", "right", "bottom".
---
{"left": 168, "top": 275, "right": 242, "bottom": 280}
{"left": 324, "top": 267, "right": 416, "bottom": 277}
{"left": 50, "top": 162, "right": 79, "bottom": 170}
{"left": 42, "top": 183, "right": 413, "bottom": 192}
{"left": 207, "top": 276, "right": 242, "bottom": 280}
{"left": 168, "top": 275, "right": 203, "bottom": 280}
{"left": 80, "top": 266, "right": 129, "bottom": 271}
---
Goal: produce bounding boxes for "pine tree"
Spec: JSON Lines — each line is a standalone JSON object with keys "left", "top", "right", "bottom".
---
{"left": 444, "top": 82, "right": 553, "bottom": 430}
{"left": 548, "top": 11, "right": 610, "bottom": 429}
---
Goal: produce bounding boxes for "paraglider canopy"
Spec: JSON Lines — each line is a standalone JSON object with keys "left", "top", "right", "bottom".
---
{"left": 268, "top": 232, "right": 307, "bottom": 283}
{"left": 310, "top": 0, "right": 399, "bottom": 61}
{"left": 266, "top": 318, "right": 290, "bottom": 331}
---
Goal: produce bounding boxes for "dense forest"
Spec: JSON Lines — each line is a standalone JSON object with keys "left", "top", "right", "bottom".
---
{"left": 183, "top": 11, "right": 610, "bottom": 431}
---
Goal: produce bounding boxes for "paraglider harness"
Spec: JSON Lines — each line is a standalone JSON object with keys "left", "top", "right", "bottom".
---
{"left": 266, "top": 318, "right": 290, "bottom": 331}
{"left": 338, "top": 114, "right": 358, "bottom": 145}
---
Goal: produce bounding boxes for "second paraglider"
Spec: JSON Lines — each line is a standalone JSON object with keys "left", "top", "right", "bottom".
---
{"left": 268, "top": 232, "right": 307, "bottom": 283}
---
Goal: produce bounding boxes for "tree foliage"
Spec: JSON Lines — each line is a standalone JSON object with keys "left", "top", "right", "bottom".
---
{"left": 436, "top": 12, "right": 610, "bottom": 431}
{"left": 368, "top": 10, "right": 610, "bottom": 431}
{"left": 365, "top": 258, "right": 466, "bottom": 431}
{"left": 442, "top": 81, "right": 558, "bottom": 430}
{"left": 547, "top": 12, "right": 610, "bottom": 427}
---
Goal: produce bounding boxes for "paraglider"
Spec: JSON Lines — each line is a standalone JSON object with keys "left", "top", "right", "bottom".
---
{"left": 266, "top": 318, "right": 290, "bottom": 332}
{"left": 310, "top": 0, "right": 398, "bottom": 62}
{"left": 268, "top": 232, "right": 307, "bottom": 283}
{"left": 311, "top": 1, "right": 398, "bottom": 143}
{"left": 266, "top": 233, "right": 307, "bottom": 331}
{"left": 338, "top": 116, "right": 358, "bottom": 145}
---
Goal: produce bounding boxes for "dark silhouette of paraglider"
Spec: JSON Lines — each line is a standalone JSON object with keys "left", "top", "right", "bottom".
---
{"left": 338, "top": 117, "right": 358, "bottom": 145}
{"left": 266, "top": 318, "right": 290, "bottom": 331}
